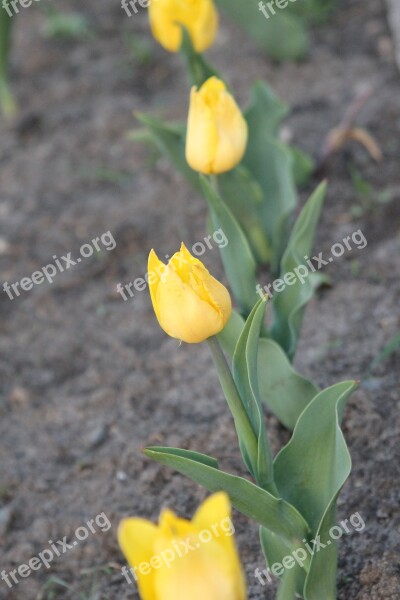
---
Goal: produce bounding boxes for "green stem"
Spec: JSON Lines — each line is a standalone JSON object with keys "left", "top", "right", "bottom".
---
{"left": 207, "top": 336, "right": 258, "bottom": 460}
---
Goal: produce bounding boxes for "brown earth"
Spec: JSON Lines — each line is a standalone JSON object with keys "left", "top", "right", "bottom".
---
{"left": 0, "top": 0, "right": 399, "bottom": 598}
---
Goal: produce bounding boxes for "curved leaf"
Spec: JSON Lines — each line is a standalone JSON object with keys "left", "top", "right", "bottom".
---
{"left": 258, "top": 338, "right": 319, "bottom": 430}
{"left": 144, "top": 446, "right": 310, "bottom": 550}
{"left": 218, "top": 309, "right": 245, "bottom": 356}
{"left": 243, "top": 82, "right": 298, "bottom": 272}
{"left": 200, "top": 175, "right": 259, "bottom": 316}
{"left": 273, "top": 380, "right": 357, "bottom": 599}
{"left": 233, "top": 299, "right": 274, "bottom": 490}
{"left": 218, "top": 166, "right": 271, "bottom": 264}
{"left": 219, "top": 311, "right": 320, "bottom": 432}
{"left": 271, "top": 181, "right": 327, "bottom": 360}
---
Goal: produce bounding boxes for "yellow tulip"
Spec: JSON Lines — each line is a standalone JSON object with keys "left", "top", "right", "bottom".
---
{"left": 186, "top": 76, "right": 248, "bottom": 175}
{"left": 118, "top": 492, "right": 247, "bottom": 600}
{"left": 148, "top": 0, "right": 218, "bottom": 53}
{"left": 148, "top": 242, "right": 231, "bottom": 344}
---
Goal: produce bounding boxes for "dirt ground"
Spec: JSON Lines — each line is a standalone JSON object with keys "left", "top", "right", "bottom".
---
{"left": 0, "top": 0, "right": 399, "bottom": 598}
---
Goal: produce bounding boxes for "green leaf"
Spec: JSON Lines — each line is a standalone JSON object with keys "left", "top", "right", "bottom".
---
{"left": 289, "top": 145, "right": 315, "bottom": 187}
{"left": 144, "top": 446, "right": 310, "bottom": 550}
{"left": 271, "top": 181, "right": 327, "bottom": 360}
{"left": 200, "top": 175, "right": 259, "bottom": 316}
{"left": 246, "top": 81, "right": 289, "bottom": 138}
{"left": 134, "top": 113, "right": 200, "bottom": 191}
{"left": 207, "top": 336, "right": 259, "bottom": 479}
{"left": 290, "top": 0, "right": 338, "bottom": 24}
{"left": 243, "top": 82, "right": 298, "bottom": 272}
{"left": 218, "top": 167, "right": 272, "bottom": 264}
{"left": 303, "top": 500, "right": 339, "bottom": 600}
{"left": 218, "top": 310, "right": 319, "bottom": 431}
{"left": 144, "top": 447, "right": 219, "bottom": 470}
{"left": 258, "top": 338, "right": 319, "bottom": 430}
{"left": 233, "top": 299, "right": 266, "bottom": 429}
{"left": 217, "top": 309, "right": 245, "bottom": 355}
{"left": 260, "top": 527, "right": 307, "bottom": 598}
{"left": 215, "top": 0, "right": 309, "bottom": 61}
{"left": 273, "top": 380, "right": 358, "bottom": 599}
{"left": 233, "top": 299, "right": 275, "bottom": 490}
{"left": 179, "top": 27, "right": 219, "bottom": 87}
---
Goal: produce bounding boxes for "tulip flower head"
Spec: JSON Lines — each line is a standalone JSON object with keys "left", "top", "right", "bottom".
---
{"left": 118, "top": 492, "right": 247, "bottom": 600}
{"left": 186, "top": 76, "right": 248, "bottom": 175}
{"left": 148, "top": 0, "right": 218, "bottom": 53}
{"left": 148, "top": 243, "right": 231, "bottom": 344}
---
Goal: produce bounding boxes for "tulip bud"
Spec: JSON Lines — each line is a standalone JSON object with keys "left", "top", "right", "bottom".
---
{"left": 118, "top": 492, "right": 247, "bottom": 600}
{"left": 148, "top": 0, "right": 218, "bottom": 54}
{"left": 148, "top": 243, "right": 231, "bottom": 344}
{"left": 186, "top": 77, "right": 248, "bottom": 175}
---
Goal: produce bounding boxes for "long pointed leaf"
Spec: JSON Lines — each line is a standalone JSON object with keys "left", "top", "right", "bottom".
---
{"left": 200, "top": 175, "right": 259, "bottom": 316}
{"left": 273, "top": 380, "right": 357, "bottom": 599}
{"left": 219, "top": 311, "right": 320, "bottom": 431}
{"left": 258, "top": 338, "right": 319, "bottom": 430}
{"left": 144, "top": 446, "right": 310, "bottom": 550}
{"left": 243, "top": 82, "right": 298, "bottom": 271}
{"left": 233, "top": 299, "right": 274, "bottom": 490}
{"left": 271, "top": 181, "right": 327, "bottom": 359}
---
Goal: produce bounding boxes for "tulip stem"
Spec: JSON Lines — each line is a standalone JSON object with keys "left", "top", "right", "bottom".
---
{"left": 209, "top": 174, "right": 219, "bottom": 194}
{"left": 207, "top": 336, "right": 276, "bottom": 492}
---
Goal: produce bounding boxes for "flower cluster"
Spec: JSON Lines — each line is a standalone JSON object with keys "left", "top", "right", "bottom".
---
{"left": 118, "top": 3, "right": 358, "bottom": 600}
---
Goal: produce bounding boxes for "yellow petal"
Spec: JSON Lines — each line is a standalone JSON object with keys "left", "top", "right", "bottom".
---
{"left": 153, "top": 537, "right": 244, "bottom": 600}
{"left": 185, "top": 77, "right": 248, "bottom": 175}
{"left": 212, "top": 91, "right": 248, "bottom": 174}
{"left": 149, "top": 0, "right": 218, "bottom": 54}
{"left": 192, "top": 264, "right": 231, "bottom": 327}
{"left": 148, "top": 249, "right": 167, "bottom": 326}
{"left": 170, "top": 243, "right": 230, "bottom": 319}
{"left": 193, "top": 493, "right": 238, "bottom": 559}
{"left": 193, "top": 493, "right": 247, "bottom": 600}
{"left": 193, "top": 492, "right": 231, "bottom": 531}
{"left": 168, "top": 243, "right": 202, "bottom": 281}
{"left": 159, "top": 509, "right": 196, "bottom": 538}
{"left": 186, "top": 86, "right": 219, "bottom": 174}
{"left": 155, "top": 266, "right": 225, "bottom": 343}
{"left": 118, "top": 518, "right": 159, "bottom": 600}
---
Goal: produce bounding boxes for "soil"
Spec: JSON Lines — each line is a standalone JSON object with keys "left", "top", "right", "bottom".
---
{"left": 0, "top": 0, "right": 399, "bottom": 599}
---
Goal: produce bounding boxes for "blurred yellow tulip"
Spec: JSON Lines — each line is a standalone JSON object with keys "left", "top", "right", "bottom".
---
{"left": 186, "top": 76, "right": 248, "bottom": 175}
{"left": 148, "top": 243, "right": 231, "bottom": 344}
{"left": 148, "top": 0, "right": 218, "bottom": 53}
{"left": 118, "top": 492, "right": 247, "bottom": 600}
